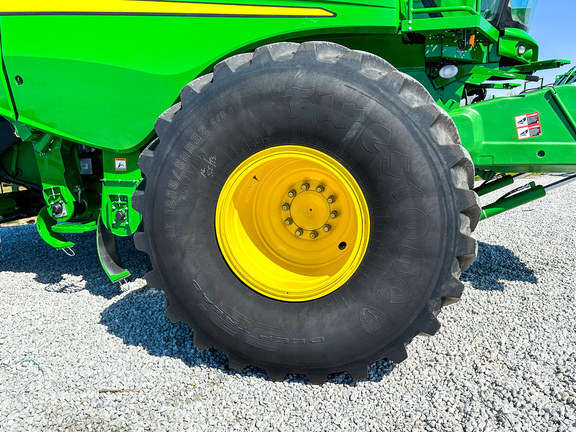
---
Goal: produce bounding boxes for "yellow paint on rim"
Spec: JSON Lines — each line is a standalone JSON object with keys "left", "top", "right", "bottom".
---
{"left": 0, "top": 0, "right": 335, "bottom": 17}
{"left": 216, "top": 146, "right": 370, "bottom": 302}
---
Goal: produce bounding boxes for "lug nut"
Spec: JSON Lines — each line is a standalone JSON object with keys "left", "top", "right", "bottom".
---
{"left": 310, "top": 231, "right": 318, "bottom": 239}
{"left": 284, "top": 218, "right": 293, "bottom": 226}
{"left": 323, "top": 224, "right": 331, "bottom": 232}
{"left": 327, "top": 195, "right": 335, "bottom": 204}
{"left": 282, "top": 203, "right": 290, "bottom": 211}
{"left": 301, "top": 183, "right": 309, "bottom": 191}
{"left": 288, "top": 189, "right": 296, "bottom": 198}
{"left": 330, "top": 211, "right": 337, "bottom": 219}
{"left": 316, "top": 185, "right": 325, "bottom": 193}
{"left": 295, "top": 228, "right": 303, "bottom": 236}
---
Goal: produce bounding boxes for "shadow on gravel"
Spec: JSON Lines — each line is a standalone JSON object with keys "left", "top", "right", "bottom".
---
{"left": 0, "top": 224, "right": 147, "bottom": 299}
{"left": 101, "top": 286, "right": 395, "bottom": 385}
{"left": 1, "top": 224, "right": 394, "bottom": 384}
{"left": 462, "top": 241, "right": 537, "bottom": 291}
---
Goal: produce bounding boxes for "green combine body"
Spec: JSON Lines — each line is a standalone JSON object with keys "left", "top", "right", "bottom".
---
{"left": 0, "top": 0, "right": 574, "bottom": 382}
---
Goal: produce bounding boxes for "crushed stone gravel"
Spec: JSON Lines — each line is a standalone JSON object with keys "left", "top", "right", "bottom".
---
{"left": 1, "top": 174, "right": 575, "bottom": 431}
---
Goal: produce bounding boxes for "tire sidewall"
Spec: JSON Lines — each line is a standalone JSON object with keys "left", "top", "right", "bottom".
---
{"left": 146, "top": 57, "right": 458, "bottom": 370}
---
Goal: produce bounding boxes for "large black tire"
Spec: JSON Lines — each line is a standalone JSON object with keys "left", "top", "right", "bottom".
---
{"left": 133, "top": 42, "right": 480, "bottom": 383}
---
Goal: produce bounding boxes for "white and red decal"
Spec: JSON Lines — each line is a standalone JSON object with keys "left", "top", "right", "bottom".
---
{"left": 115, "top": 158, "right": 127, "bottom": 171}
{"left": 515, "top": 112, "right": 542, "bottom": 140}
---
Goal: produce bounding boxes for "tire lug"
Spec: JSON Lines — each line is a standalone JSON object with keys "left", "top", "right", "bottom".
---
{"left": 310, "top": 231, "right": 318, "bottom": 239}
{"left": 301, "top": 183, "right": 309, "bottom": 191}
{"left": 295, "top": 228, "right": 303, "bottom": 236}
{"left": 281, "top": 203, "right": 290, "bottom": 211}
{"left": 315, "top": 185, "right": 325, "bottom": 193}
{"left": 327, "top": 195, "right": 335, "bottom": 204}
{"left": 330, "top": 211, "right": 337, "bottom": 219}
{"left": 288, "top": 189, "right": 296, "bottom": 198}
{"left": 284, "top": 218, "right": 293, "bottom": 226}
{"left": 322, "top": 224, "right": 331, "bottom": 232}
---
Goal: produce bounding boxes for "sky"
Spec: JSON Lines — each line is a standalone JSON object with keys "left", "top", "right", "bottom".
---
{"left": 527, "top": 0, "right": 576, "bottom": 85}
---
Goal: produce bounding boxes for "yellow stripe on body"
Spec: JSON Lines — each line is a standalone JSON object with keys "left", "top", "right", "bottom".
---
{"left": 0, "top": 0, "right": 335, "bottom": 17}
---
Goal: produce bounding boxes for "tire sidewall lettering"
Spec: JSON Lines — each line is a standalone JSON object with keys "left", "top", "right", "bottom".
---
{"left": 149, "top": 62, "right": 457, "bottom": 366}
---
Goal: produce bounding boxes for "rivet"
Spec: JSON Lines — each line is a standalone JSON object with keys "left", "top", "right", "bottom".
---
{"left": 288, "top": 189, "right": 296, "bottom": 198}
{"left": 295, "top": 228, "right": 303, "bottom": 236}
{"left": 301, "top": 183, "right": 309, "bottom": 191}
{"left": 282, "top": 203, "right": 290, "bottom": 211}
{"left": 323, "top": 225, "right": 331, "bottom": 232}
{"left": 327, "top": 195, "right": 335, "bottom": 204}
{"left": 284, "top": 218, "right": 293, "bottom": 226}
{"left": 315, "top": 185, "right": 325, "bottom": 193}
{"left": 310, "top": 231, "right": 318, "bottom": 239}
{"left": 330, "top": 211, "right": 337, "bottom": 219}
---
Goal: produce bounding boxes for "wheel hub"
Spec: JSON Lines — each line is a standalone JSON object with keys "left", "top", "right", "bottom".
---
{"left": 284, "top": 188, "right": 333, "bottom": 236}
{"left": 215, "top": 145, "right": 370, "bottom": 302}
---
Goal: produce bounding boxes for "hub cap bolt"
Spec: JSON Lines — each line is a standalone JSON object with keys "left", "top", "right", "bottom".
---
{"left": 295, "top": 228, "right": 303, "bottom": 236}
{"left": 301, "top": 183, "right": 309, "bottom": 191}
{"left": 322, "top": 224, "right": 331, "bottom": 232}
{"left": 316, "top": 185, "right": 325, "bottom": 193}
{"left": 330, "top": 211, "right": 337, "bottom": 219}
{"left": 282, "top": 203, "right": 290, "bottom": 211}
{"left": 310, "top": 231, "right": 318, "bottom": 239}
{"left": 284, "top": 218, "right": 293, "bottom": 226}
{"left": 51, "top": 202, "right": 64, "bottom": 215}
{"left": 288, "top": 189, "right": 296, "bottom": 198}
{"left": 327, "top": 195, "right": 335, "bottom": 204}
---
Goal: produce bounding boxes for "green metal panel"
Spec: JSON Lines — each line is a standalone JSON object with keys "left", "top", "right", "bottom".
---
{"left": 451, "top": 84, "right": 576, "bottom": 172}
{"left": 0, "top": 1, "right": 398, "bottom": 152}
{"left": 401, "top": 14, "right": 499, "bottom": 42}
{"left": 498, "top": 28, "right": 538, "bottom": 64}
{"left": 100, "top": 150, "right": 142, "bottom": 236}
{"left": 33, "top": 135, "right": 84, "bottom": 222}
{"left": 0, "top": 29, "right": 15, "bottom": 120}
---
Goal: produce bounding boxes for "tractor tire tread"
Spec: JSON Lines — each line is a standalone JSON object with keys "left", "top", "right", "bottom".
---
{"left": 134, "top": 41, "right": 480, "bottom": 384}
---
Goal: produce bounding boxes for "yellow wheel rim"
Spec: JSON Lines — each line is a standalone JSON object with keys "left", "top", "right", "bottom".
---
{"left": 215, "top": 145, "right": 370, "bottom": 302}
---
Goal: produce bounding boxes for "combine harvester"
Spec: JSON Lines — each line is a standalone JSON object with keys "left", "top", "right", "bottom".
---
{"left": 0, "top": 0, "right": 574, "bottom": 383}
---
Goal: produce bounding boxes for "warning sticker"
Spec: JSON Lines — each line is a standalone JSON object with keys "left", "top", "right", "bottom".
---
{"left": 515, "top": 112, "right": 542, "bottom": 139}
{"left": 115, "top": 158, "right": 127, "bottom": 171}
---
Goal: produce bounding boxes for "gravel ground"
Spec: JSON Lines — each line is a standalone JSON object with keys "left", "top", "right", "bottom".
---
{"left": 1, "top": 174, "right": 575, "bottom": 432}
